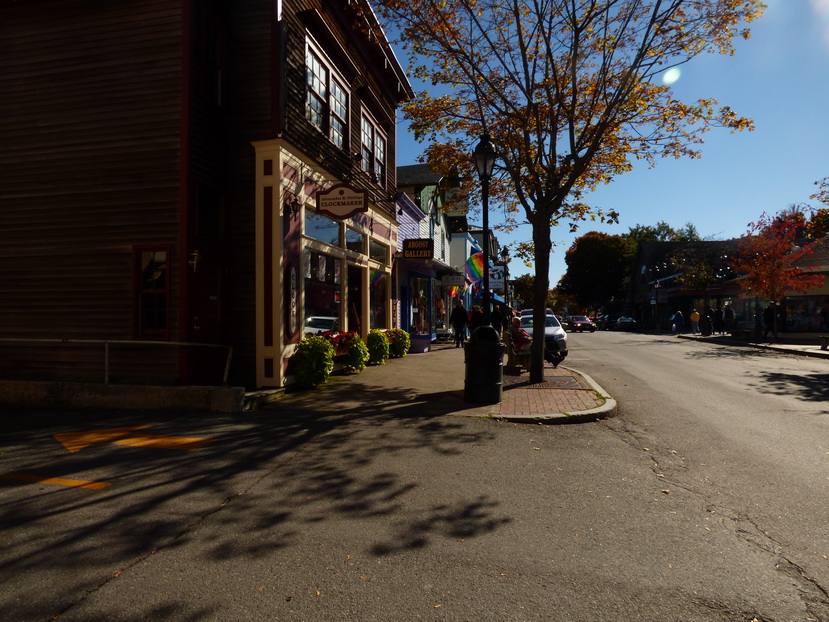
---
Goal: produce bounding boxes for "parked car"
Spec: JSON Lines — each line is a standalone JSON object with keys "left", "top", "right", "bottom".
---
{"left": 598, "top": 314, "right": 619, "bottom": 330}
{"left": 566, "top": 315, "right": 596, "bottom": 332}
{"left": 615, "top": 316, "right": 637, "bottom": 331}
{"left": 520, "top": 313, "right": 568, "bottom": 363}
{"left": 304, "top": 316, "right": 339, "bottom": 336}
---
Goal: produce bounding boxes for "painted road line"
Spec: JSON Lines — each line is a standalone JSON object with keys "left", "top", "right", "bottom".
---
{"left": 55, "top": 425, "right": 153, "bottom": 453}
{"left": 112, "top": 434, "right": 217, "bottom": 451}
{"left": 0, "top": 472, "right": 111, "bottom": 490}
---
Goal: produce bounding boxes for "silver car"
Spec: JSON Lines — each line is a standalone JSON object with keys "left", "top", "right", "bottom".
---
{"left": 520, "top": 314, "right": 568, "bottom": 364}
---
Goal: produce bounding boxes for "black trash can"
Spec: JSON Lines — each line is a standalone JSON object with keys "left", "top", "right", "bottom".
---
{"left": 464, "top": 324, "right": 506, "bottom": 404}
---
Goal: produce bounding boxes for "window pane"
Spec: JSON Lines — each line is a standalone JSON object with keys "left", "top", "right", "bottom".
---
{"left": 375, "top": 132, "right": 386, "bottom": 180}
{"left": 305, "top": 208, "right": 341, "bottom": 246}
{"left": 303, "top": 249, "right": 341, "bottom": 335}
{"left": 369, "top": 239, "right": 388, "bottom": 264}
{"left": 306, "top": 51, "right": 327, "bottom": 130}
{"left": 331, "top": 80, "right": 347, "bottom": 147}
{"left": 361, "top": 117, "right": 373, "bottom": 172}
{"left": 345, "top": 228, "right": 365, "bottom": 253}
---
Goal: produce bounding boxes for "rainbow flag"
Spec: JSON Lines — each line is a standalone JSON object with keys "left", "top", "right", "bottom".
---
{"left": 370, "top": 270, "right": 386, "bottom": 286}
{"left": 465, "top": 252, "right": 485, "bottom": 282}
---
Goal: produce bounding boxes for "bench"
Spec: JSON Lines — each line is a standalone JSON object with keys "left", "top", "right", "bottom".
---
{"left": 503, "top": 329, "right": 531, "bottom": 374}
{"left": 820, "top": 335, "right": 829, "bottom": 351}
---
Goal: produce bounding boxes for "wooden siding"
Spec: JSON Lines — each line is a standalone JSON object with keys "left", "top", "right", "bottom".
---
{"left": 223, "top": 0, "right": 274, "bottom": 386}
{"left": 0, "top": 0, "right": 184, "bottom": 381}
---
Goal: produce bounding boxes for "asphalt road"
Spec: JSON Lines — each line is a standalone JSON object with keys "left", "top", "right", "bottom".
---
{"left": 1, "top": 333, "right": 828, "bottom": 621}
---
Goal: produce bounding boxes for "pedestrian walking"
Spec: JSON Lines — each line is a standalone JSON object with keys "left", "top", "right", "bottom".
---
{"left": 468, "top": 305, "right": 484, "bottom": 332}
{"left": 714, "top": 306, "right": 725, "bottom": 335}
{"left": 690, "top": 309, "right": 700, "bottom": 334}
{"left": 449, "top": 299, "right": 468, "bottom": 347}
{"left": 491, "top": 304, "right": 504, "bottom": 336}
{"left": 724, "top": 305, "right": 735, "bottom": 334}
{"left": 672, "top": 310, "right": 685, "bottom": 334}
{"left": 763, "top": 303, "right": 775, "bottom": 339}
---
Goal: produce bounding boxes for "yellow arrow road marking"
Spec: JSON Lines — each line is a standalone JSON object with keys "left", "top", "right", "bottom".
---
{"left": 112, "top": 434, "right": 216, "bottom": 451}
{"left": 54, "top": 425, "right": 153, "bottom": 453}
{"left": 0, "top": 472, "right": 111, "bottom": 490}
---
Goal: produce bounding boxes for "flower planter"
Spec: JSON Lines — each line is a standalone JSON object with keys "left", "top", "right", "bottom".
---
{"left": 408, "top": 334, "right": 432, "bottom": 354}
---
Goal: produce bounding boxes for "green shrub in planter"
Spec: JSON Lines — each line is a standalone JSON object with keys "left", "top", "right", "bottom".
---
{"left": 386, "top": 327, "right": 411, "bottom": 358}
{"left": 367, "top": 329, "right": 390, "bottom": 365}
{"left": 341, "top": 332, "right": 369, "bottom": 373}
{"left": 293, "top": 335, "right": 335, "bottom": 388}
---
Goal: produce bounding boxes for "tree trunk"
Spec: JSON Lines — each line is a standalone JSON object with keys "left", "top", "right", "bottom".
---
{"left": 530, "top": 223, "right": 553, "bottom": 384}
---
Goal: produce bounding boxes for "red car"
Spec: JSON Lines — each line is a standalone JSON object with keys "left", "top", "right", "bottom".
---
{"left": 566, "top": 315, "right": 597, "bottom": 332}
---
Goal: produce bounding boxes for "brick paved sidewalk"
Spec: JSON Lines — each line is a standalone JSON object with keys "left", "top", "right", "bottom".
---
{"left": 499, "top": 364, "right": 614, "bottom": 421}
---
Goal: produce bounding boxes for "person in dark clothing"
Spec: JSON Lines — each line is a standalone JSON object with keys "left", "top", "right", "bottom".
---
{"left": 713, "top": 306, "right": 725, "bottom": 334}
{"left": 449, "top": 300, "right": 468, "bottom": 347}
{"left": 468, "top": 305, "right": 484, "bottom": 332}
{"left": 724, "top": 305, "right": 735, "bottom": 333}
{"left": 763, "top": 303, "right": 775, "bottom": 339}
{"left": 672, "top": 310, "right": 685, "bottom": 334}
{"left": 491, "top": 304, "right": 504, "bottom": 336}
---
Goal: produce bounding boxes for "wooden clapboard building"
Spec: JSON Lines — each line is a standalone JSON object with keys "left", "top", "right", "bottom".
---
{"left": 0, "top": 0, "right": 411, "bottom": 390}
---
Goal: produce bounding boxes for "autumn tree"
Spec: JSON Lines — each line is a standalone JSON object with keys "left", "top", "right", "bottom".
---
{"left": 373, "top": 0, "right": 763, "bottom": 381}
{"left": 732, "top": 211, "right": 825, "bottom": 335}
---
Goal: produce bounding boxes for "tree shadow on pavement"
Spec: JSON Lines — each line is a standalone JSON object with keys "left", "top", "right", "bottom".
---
{"left": 0, "top": 383, "right": 508, "bottom": 620}
{"left": 750, "top": 371, "right": 829, "bottom": 405}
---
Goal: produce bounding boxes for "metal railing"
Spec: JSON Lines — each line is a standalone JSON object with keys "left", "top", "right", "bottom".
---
{"left": 0, "top": 338, "right": 233, "bottom": 385}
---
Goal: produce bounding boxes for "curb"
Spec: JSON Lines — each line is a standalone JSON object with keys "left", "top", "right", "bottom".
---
{"left": 495, "top": 366, "right": 618, "bottom": 425}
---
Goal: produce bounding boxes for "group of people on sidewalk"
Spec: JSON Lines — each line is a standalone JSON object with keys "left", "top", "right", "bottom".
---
{"left": 449, "top": 299, "right": 529, "bottom": 351}
{"left": 672, "top": 305, "right": 736, "bottom": 335}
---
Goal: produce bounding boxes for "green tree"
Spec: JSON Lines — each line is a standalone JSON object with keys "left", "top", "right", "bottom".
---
{"left": 373, "top": 0, "right": 763, "bottom": 382}
{"left": 623, "top": 221, "right": 701, "bottom": 247}
{"left": 512, "top": 274, "right": 556, "bottom": 311}
{"left": 559, "top": 232, "right": 631, "bottom": 312}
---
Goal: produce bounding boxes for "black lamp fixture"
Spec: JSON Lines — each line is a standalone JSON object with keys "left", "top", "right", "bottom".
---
{"left": 473, "top": 133, "right": 498, "bottom": 325}
{"left": 285, "top": 197, "right": 301, "bottom": 220}
{"left": 499, "top": 246, "right": 510, "bottom": 307}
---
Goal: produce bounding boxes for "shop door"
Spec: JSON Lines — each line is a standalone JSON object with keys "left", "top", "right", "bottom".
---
{"left": 184, "top": 246, "right": 229, "bottom": 384}
{"left": 347, "top": 264, "right": 365, "bottom": 337}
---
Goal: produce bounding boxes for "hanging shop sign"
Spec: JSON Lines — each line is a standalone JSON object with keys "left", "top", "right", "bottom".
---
{"left": 402, "top": 238, "right": 434, "bottom": 259}
{"left": 489, "top": 265, "right": 505, "bottom": 291}
{"left": 441, "top": 274, "right": 465, "bottom": 287}
{"left": 316, "top": 183, "right": 368, "bottom": 220}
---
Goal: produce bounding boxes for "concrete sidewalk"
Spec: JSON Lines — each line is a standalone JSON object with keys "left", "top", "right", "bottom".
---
{"left": 270, "top": 341, "right": 617, "bottom": 424}
{"left": 677, "top": 332, "right": 829, "bottom": 359}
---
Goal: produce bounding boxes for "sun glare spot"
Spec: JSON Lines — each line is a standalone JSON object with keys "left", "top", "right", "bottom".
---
{"left": 662, "top": 68, "right": 681, "bottom": 85}
{"left": 809, "top": 0, "right": 829, "bottom": 47}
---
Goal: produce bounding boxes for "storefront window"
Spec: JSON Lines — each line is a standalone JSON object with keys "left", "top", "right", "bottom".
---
{"left": 305, "top": 208, "right": 341, "bottom": 246}
{"left": 303, "top": 249, "right": 341, "bottom": 334}
{"left": 784, "top": 295, "right": 829, "bottom": 332}
{"left": 346, "top": 228, "right": 365, "bottom": 254}
{"left": 433, "top": 280, "right": 446, "bottom": 330}
{"left": 369, "top": 239, "right": 389, "bottom": 264}
{"left": 409, "top": 277, "right": 431, "bottom": 335}
{"left": 370, "top": 270, "right": 388, "bottom": 329}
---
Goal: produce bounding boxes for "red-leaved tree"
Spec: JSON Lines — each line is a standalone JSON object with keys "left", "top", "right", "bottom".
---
{"left": 733, "top": 212, "right": 825, "bottom": 334}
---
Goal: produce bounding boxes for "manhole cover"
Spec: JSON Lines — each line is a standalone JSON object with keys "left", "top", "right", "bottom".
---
{"left": 524, "top": 376, "right": 583, "bottom": 389}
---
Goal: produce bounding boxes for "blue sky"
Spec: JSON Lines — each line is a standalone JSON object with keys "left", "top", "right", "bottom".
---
{"left": 392, "top": 0, "right": 829, "bottom": 286}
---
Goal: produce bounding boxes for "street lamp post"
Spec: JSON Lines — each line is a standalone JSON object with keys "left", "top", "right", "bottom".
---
{"left": 474, "top": 133, "right": 497, "bottom": 324}
{"left": 464, "top": 133, "right": 504, "bottom": 406}
{"left": 500, "top": 247, "right": 509, "bottom": 308}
